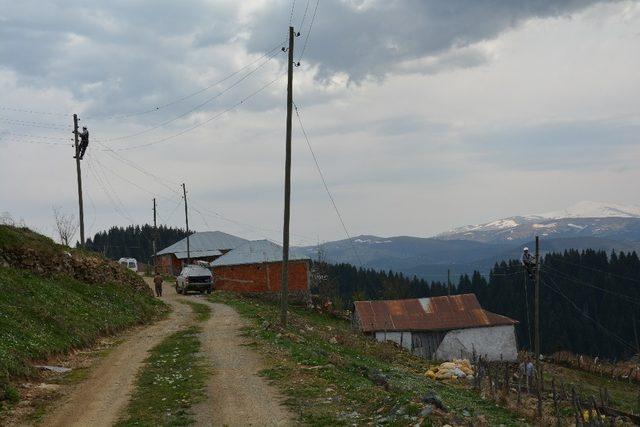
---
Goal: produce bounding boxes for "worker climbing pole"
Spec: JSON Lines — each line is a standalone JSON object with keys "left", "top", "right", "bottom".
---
{"left": 72, "top": 114, "right": 87, "bottom": 246}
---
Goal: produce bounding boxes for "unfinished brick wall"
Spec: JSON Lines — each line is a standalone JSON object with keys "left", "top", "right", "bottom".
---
{"left": 155, "top": 254, "right": 181, "bottom": 276}
{"left": 212, "top": 260, "right": 309, "bottom": 294}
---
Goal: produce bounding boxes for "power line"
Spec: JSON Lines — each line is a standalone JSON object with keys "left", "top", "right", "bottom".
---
{"left": 99, "top": 49, "right": 282, "bottom": 144}
{"left": 293, "top": 101, "right": 363, "bottom": 267}
{"left": 541, "top": 274, "right": 637, "bottom": 353}
{"left": 97, "top": 143, "right": 182, "bottom": 195}
{"left": 89, "top": 148, "right": 310, "bottom": 245}
{"left": 0, "top": 138, "right": 69, "bottom": 147}
{"left": 88, "top": 155, "right": 136, "bottom": 223}
{"left": 0, "top": 131, "right": 73, "bottom": 141}
{"left": 542, "top": 264, "right": 640, "bottom": 306}
{"left": 298, "top": 0, "right": 311, "bottom": 30}
{"left": 289, "top": 0, "right": 297, "bottom": 25}
{"left": 85, "top": 155, "right": 136, "bottom": 224}
{"left": 86, "top": 42, "right": 286, "bottom": 121}
{"left": 104, "top": 73, "right": 284, "bottom": 151}
{"left": 0, "top": 116, "right": 71, "bottom": 131}
{"left": 91, "top": 153, "right": 176, "bottom": 204}
{"left": 0, "top": 105, "right": 69, "bottom": 116}
{"left": 548, "top": 256, "right": 640, "bottom": 284}
{"left": 298, "top": 0, "right": 319, "bottom": 62}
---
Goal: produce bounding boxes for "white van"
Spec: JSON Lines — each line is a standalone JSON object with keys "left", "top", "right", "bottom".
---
{"left": 118, "top": 257, "right": 138, "bottom": 272}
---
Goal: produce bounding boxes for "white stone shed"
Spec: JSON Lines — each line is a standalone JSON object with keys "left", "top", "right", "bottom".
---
{"left": 352, "top": 294, "right": 518, "bottom": 362}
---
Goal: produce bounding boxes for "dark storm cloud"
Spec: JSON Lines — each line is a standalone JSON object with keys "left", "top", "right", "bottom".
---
{"left": 247, "top": 0, "right": 607, "bottom": 81}
{"left": 0, "top": 0, "right": 241, "bottom": 116}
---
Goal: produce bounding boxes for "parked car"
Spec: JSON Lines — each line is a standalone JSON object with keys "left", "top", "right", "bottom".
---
{"left": 118, "top": 257, "right": 138, "bottom": 272}
{"left": 176, "top": 264, "right": 213, "bottom": 295}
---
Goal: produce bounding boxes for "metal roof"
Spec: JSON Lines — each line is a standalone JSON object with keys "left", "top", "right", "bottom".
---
{"left": 157, "top": 231, "right": 248, "bottom": 257}
{"left": 210, "top": 239, "right": 309, "bottom": 267}
{"left": 174, "top": 249, "right": 222, "bottom": 260}
{"left": 354, "top": 294, "right": 517, "bottom": 333}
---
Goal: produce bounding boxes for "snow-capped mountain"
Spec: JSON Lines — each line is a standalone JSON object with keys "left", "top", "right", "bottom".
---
{"left": 437, "top": 202, "right": 640, "bottom": 243}
{"left": 296, "top": 202, "right": 640, "bottom": 280}
{"left": 528, "top": 201, "right": 640, "bottom": 220}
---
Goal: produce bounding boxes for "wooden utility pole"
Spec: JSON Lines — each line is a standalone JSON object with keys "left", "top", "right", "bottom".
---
{"left": 633, "top": 316, "right": 640, "bottom": 355}
{"left": 447, "top": 269, "right": 451, "bottom": 296}
{"left": 152, "top": 198, "right": 157, "bottom": 272}
{"left": 73, "top": 114, "right": 85, "bottom": 246}
{"left": 534, "top": 235, "right": 541, "bottom": 360}
{"left": 182, "top": 183, "right": 191, "bottom": 264}
{"left": 281, "top": 26, "right": 295, "bottom": 326}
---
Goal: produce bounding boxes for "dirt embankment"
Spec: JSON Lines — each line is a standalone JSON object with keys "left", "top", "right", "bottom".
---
{"left": 0, "top": 225, "right": 148, "bottom": 294}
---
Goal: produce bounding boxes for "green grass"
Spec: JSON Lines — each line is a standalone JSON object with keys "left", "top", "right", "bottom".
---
{"left": 209, "top": 292, "right": 527, "bottom": 426}
{"left": 179, "top": 300, "right": 212, "bottom": 322}
{"left": 0, "top": 266, "right": 169, "bottom": 402}
{"left": 542, "top": 362, "right": 640, "bottom": 414}
{"left": 117, "top": 304, "right": 210, "bottom": 426}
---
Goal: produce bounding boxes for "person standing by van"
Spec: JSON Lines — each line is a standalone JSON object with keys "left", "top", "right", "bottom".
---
{"left": 153, "top": 272, "right": 163, "bottom": 297}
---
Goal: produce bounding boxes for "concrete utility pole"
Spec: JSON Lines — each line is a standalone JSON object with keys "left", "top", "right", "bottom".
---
{"left": 534, "top": 235, "right": 541, "bottom": 360}
{"left": 152, "top": 198, "right": 157, "bottom": 271}
{"left": 73, "top": 114, "right": 85, "bottom": 246}
{"left": 281, "top": 26, "right": 295, "bottom": 326}
{"left": 182, "top": 183, "right": 191, "bottom": 265}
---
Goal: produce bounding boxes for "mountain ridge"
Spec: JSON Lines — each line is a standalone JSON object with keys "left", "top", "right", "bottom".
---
{"left": 298, "top": 201, "right": 640, "bottom": 279}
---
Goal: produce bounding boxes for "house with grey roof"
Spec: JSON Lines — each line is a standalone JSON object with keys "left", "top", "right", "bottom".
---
{"left": 155, "top": 231, "right": 248, "bottom": 275}
{"left": 210, "top": 240, "right": 310, "bottom": 295}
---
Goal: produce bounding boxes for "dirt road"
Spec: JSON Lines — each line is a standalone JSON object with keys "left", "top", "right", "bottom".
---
{"left": 193, "top": 302, "right": 294, "bottom": 426}
{"left": 42, "top": 280, "right": 191, "bottom": 427}
{"left": 40, "top": 279, "right": 294, "bottom": 426}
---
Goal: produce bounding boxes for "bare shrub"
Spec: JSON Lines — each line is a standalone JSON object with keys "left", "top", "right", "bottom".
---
{"left": 53, "top": 206, "right": 78, "bottom": 247}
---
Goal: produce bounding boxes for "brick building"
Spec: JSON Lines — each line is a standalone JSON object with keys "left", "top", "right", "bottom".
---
{"left": 155, "top": 231, "right": 248, "bottom": 275}
{"left": 210, "top": 239, "right": 310, "bottom": 295}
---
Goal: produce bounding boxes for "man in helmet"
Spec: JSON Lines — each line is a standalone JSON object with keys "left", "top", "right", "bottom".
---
{"left": 74, "top": 126, "right": 89, "bottom": 159}
{"left": 522, "top": 247, "right": 535, "bottom": 279}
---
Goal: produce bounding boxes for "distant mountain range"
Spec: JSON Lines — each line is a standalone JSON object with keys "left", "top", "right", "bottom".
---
{"left": 297, "top": 201, "right": 640, "bottom": 280}
{"left": 437, "top": 201, "right": 640, "bottom": 243}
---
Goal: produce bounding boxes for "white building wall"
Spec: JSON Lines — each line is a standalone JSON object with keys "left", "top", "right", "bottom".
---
{"left": 374, "top": 331, "right": 413, "bottom": 351}
{"left": 434, "top": 325, "right": 518, "bottom": 362}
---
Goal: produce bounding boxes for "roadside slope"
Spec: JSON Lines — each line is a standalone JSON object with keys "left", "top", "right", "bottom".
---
{"left": 43, "top": 281, "right": 191, "bottom": 427}
{"left": 0, "top": 225, "right": 167, "bottom": 410}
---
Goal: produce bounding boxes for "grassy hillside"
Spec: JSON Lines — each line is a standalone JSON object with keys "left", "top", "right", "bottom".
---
{"left": 0, "top": 226, "right": 168, "bottom": 403}
{"left": 208, "top": 292, "right": 525, "bottom": 426}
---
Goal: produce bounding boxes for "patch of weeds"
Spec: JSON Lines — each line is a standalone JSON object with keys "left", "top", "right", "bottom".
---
{"left": 116, "top": 301, "right": 211, "bottom": 426}
{"left": 209, "top": 291, "right": 524, "bottom": 426}
{"left": 179, "top": 300, "right": 211, "bottom": 322}
{"left": 116, "top": 326, "right": 208, "bottom": 426}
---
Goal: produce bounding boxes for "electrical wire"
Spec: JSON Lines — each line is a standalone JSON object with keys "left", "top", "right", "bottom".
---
{"left": 1, "top": 131, "right": 73, "bottom": 141}
{"left": 542, "top": 264, "right": 640, "bottom": 306}
{"left": 97, "top": 143, "right": 182, "bottom": 195}
{"left": 523, "top": 272, "right": 533, "bottom": 348}
{"left": 548, "top": 256, "right": 640, "bottom": 284}
{"left": 0, "top": 138, "right": 69, "bottom": 147}
{"left": 104, "top": 73, "right": 284, "bottom": 151}
{"left": 0, "top": 105, "right": 69, "bottom": 116}
{"left": 541, "top": 274, "right": 637, "bottom": 353}
{"left": 99, "top": 49, "right": 282, "bottom": 144}
{"left": 298, "top": 0, "right": 311, "bottom": 30}
{"left": 0, "top": 116, "right": 71, "bottom": 131}
{"left": 298, "top": 0, "right": 319, "bottom": 62}
{"left": 289, "top": 0, "right": 297, "bottom": 25}
{"left": 293, "top": 101, "right": 363, "bottom": 267}
{"left": 85, "top": 42, "right": 286, "bottom": 121}
{"left": 85, "top": 154, "right": 136, "bottom": 224}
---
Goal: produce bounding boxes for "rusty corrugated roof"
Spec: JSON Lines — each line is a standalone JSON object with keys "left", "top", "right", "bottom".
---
{"left": 354, "top": 294, "right": 517, "bottom": 333}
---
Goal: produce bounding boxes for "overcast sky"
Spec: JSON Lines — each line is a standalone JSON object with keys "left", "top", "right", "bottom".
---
{"left": 1, "top": 0, "right": 639, "bottom": 246}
